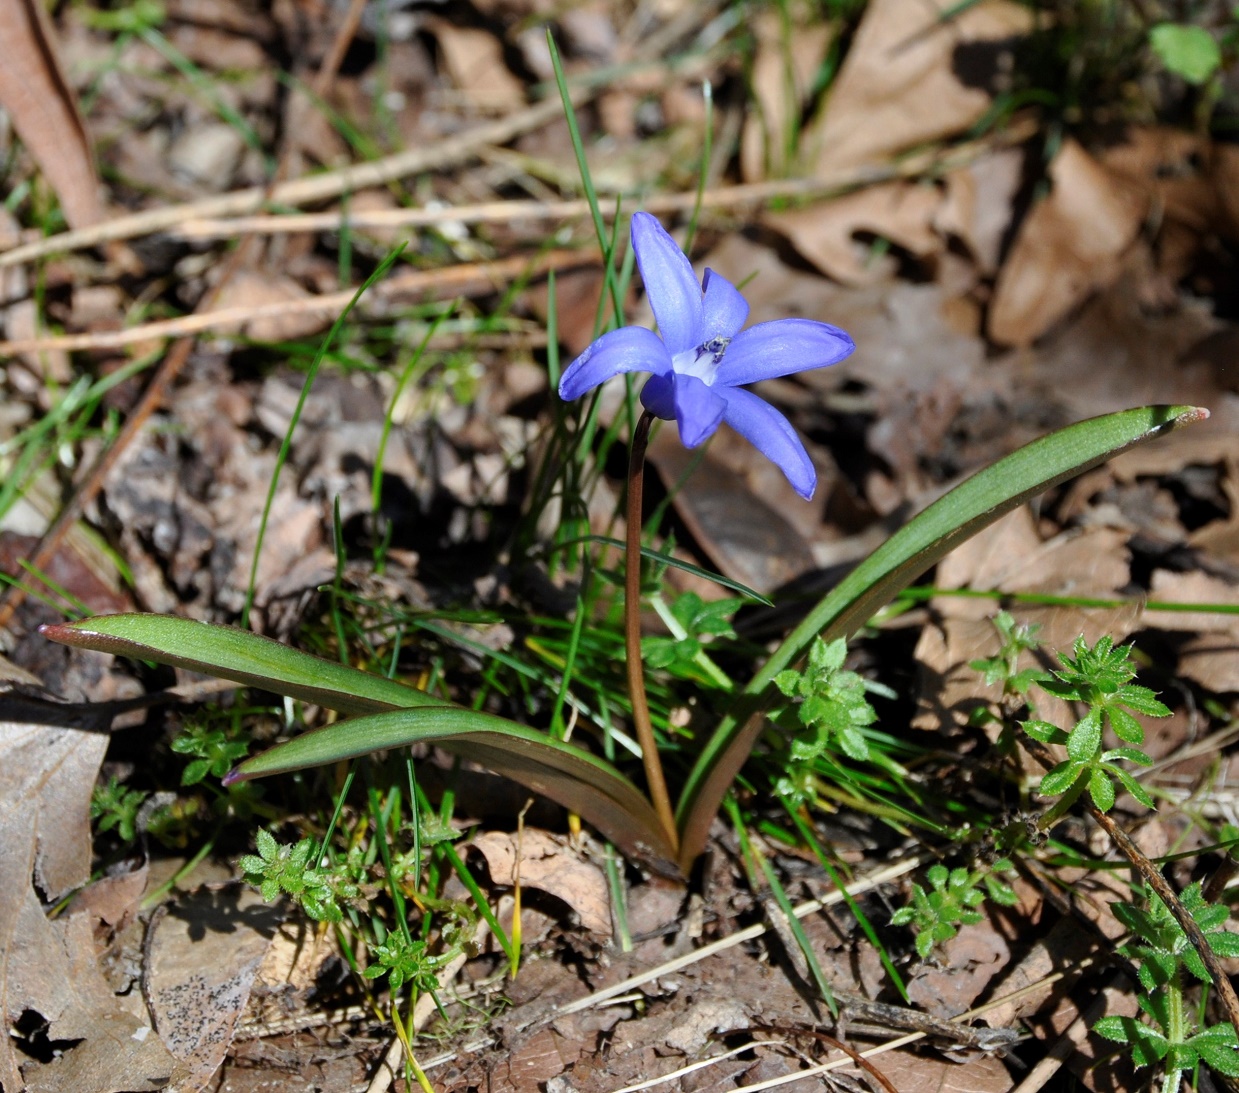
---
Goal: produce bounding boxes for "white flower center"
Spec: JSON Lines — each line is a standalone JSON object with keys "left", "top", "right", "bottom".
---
{"left": 671, "top": 336, "right": 730, "bottom": 386}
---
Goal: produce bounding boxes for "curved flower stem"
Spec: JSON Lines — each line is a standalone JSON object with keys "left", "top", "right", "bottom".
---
{"left": 626, "top": 410, "right": 678, "bottom": 850}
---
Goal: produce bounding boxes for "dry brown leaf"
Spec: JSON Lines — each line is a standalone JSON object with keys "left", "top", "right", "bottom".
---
{"left": 0, "top": 0, "right": 103, "bottom": 230}
{"left": 209, "top": 270, "right": 333, "bottom": 343}
{"left": 906, "top": 921, "right": 1010, "bottom": 1016}
{"left": 740, "top": 7, "right": 832, "bottom": 182}
{"left": 765, "top": 180, "right": 944, "bottom": 285}
{"left": 469, "top": 829, "right": 611, "bottom": 936}
{"left": 144, "top": 886, "right": 281, "bottom": 1093}
{"left": 646, "top": 426, "right": 818, "bottom": 595}
{"left": 426, "top": 19, "right": 526, "bottom": 113}
{"left": 914, "top": 510, "right": 1138, "bottom": 732}
{"left": 989, "top": 139, "right": 1148, "bottom": 346}
{"left": 865, "top": 1044, "right": 1011, "bottom": 1093}
{"left": 799, "top": 0, "right": 1032, "bottom": 177}
{"left": 0, "top": 713, "right": 174, "bottom": 1091}
{"left": 1148, "top": 569, "right": 1239, "bottom": 693}
{"left": 936, "top": 148, "right": 1025, "bottom": 273}
{"left": 1102, "top": 128, "right": 1216, "bottom": 235}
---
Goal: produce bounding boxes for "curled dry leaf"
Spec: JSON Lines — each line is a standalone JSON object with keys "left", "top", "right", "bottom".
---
{"left": 989, "top": 139, "right": 1148, "bottom": 347}
{"left": 469, "top": 829, "right": 611, "bottom": 936}
{"left": 799, "top": 0, "right": 1032, "bottom": 178}
{"left": 0, "top": 0, "right": 103, "bottom": 230}
{"left": 766, "top": 180, "right": 944, "bottom": 285}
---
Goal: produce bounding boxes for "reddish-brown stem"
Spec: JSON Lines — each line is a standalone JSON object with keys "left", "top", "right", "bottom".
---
{"left": 1022, "top": 734, "right": 1239, "bottom": 1041}
{"left": 626, "top": 411, "right": 678, "bottom": 851}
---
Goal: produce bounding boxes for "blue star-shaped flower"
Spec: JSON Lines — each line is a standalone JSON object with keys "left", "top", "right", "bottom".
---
{"left": 558, "top": 212, "right": 855, "bottom": 500}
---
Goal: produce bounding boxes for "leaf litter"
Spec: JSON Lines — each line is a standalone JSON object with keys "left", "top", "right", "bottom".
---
{"left": 0, "top": 0, "right": 1237, "bottom": 1089}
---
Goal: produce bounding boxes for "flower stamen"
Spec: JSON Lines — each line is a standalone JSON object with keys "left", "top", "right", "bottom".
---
{"left": 672, "top": 336, "right": 731, "bottom": 386}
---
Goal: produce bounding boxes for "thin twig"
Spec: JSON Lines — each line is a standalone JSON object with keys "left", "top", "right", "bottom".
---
{"left": 0, "top": 92, "right": 594, "bottom": 269}
{"left": 760, "top": 1023, "right": 899, "bottom": 1093}
{"left": 1023, "top": 735, "right": 1239, "bottom": 1041}
{"left": 626, "top": 410, "right": 677, "bottom": 850}
{"left": 0, "top": 118, "right": 1038, "bottom": 269}
{"left": 0, "top": 249, "right": 594, "bottom": 356}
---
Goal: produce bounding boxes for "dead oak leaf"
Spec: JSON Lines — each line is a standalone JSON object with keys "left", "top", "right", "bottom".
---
{"left": 799, "top": 0, "right": 1032, "bottom": 177}
{"left": 990, "top": 139, "right": 1148, "bottom": 346}
{"left": 469, "top": 829, "right": 611, "bottom": 937}
{"left": 144, "top": 886, "right": 282, "bottom": 1093}
{"left": 0, "top": 713, "right": 174, "bottom": 1092}
{"left": 1148, "top": 569, "right": 1239, "bottom": 693}
{"left": 0, "top": 0, "right": 103, "bottom": 230}
{"left": 765, "top": 180, "right": 944, "bottom": 286}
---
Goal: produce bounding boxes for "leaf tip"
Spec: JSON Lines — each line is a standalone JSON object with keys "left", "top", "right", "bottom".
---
{"left": 221, "top": 767, "right": 246, "bottom": 787}
{"left": 39, "top": 621, "right": 82, "bottom": 644}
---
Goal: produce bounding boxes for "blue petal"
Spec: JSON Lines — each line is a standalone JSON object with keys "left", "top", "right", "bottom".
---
{"left": 559, "top": 326, "right": 672, "bottom": 401}
{"left": 659, "top": 371, "right": 723, "bottom": 446}
{"left": 715, "top": 318, "right": 855, "bottom": 387}
{"left": 717, "top": 386, "right": 816, "bottom": 499}
{"left": 640, "top": 373, "right": 675, "bottom": 421}
{"left": 631, "top": 212, "right": 703, "bottom": 357}
{"left": 701, "top": 269, "right": 749, "bottom": 343}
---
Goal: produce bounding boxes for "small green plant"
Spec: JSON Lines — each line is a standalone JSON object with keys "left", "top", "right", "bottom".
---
{"left": 1095, "top": 883, "right": 1239, "bottom": 1093}
{"left": 238, "top": 829, "right": 361, "bottom": 923}
{"left": 892, "top": 859, "right": 1019, "bottom": 959}
{"left": 90, "top": 776, "right": 149, "bottom": 844}
{"left": 171, "top": 717, "right": 251, "bottom": 785}
{"left": 364, "top": 933, "right": 451, "bottom": 995}
{"left": 970, "top": 610, "right": 1048, "bottom": 698}
{"left": 774, "top": 636, "right": 877, "bottom": 764}
{"left": 1149, "top": 22, "right": 1225, "bottom": 85}
{"left": 641, "top": 591, "right": 742, "bottom": 674}
{"left": 1023, "top": 635, "right": 1168, "bottom": 819}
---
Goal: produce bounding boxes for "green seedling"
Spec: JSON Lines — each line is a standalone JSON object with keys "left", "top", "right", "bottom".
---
{"left": 892, "top": 859, "right": 1019, "bottom": 960}
{"left": 172, "top": 719, "right": 251, "bottom": 786}
{"left": 970, "top": 610, "right": 1049, "bottom": 698}
{"left": 1024, "top": 635, "right": 1169, "bottom": 820}
{"left": 91, "top": 776, "right": 149, "bottom": 844}
{"left": 774, "top": 635, "right": 877, "bottom": 765}
{"left": 1096, "top": 883, "right": 1239, "bottom": 1093}
{"left": 238, "top": 829, "right": 361, "bottom": 923}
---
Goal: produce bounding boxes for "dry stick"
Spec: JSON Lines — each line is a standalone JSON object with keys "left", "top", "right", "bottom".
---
{"left": 0, "top": 90, "right": 592, "bottom": 270}
{"left": 0, "top": 248, "right": 596, "bottom": 356}
{"left": 0, "top": 117, "right": 1039, "bottom": 269}
{"left": 169, "top": 181, "right": 865, "bottom": 240}
{"left": 626, "top": 410, "right": 677, "bottom": 851}
{"left": 309, "top": 0, "right": 367, "bottom": 99}
{"left": 765, "top": 1025, "right": 899, "bottom": 1093}
{"left": 1023, "top": 735, "right": 1239, "bottom": 1041}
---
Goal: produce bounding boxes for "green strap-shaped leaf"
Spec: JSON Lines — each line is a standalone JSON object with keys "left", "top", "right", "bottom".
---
{"left": 41, "top": 613, "right": 444, "bottom": 714}
{"left": 674, "top": 404, "right": 1209, "bottom": 872}
{"left": 42, "top": 612, "right": 680, "bottom": 873}
{"left": 227, "top": 706, "right": 679, "bottom": 874}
